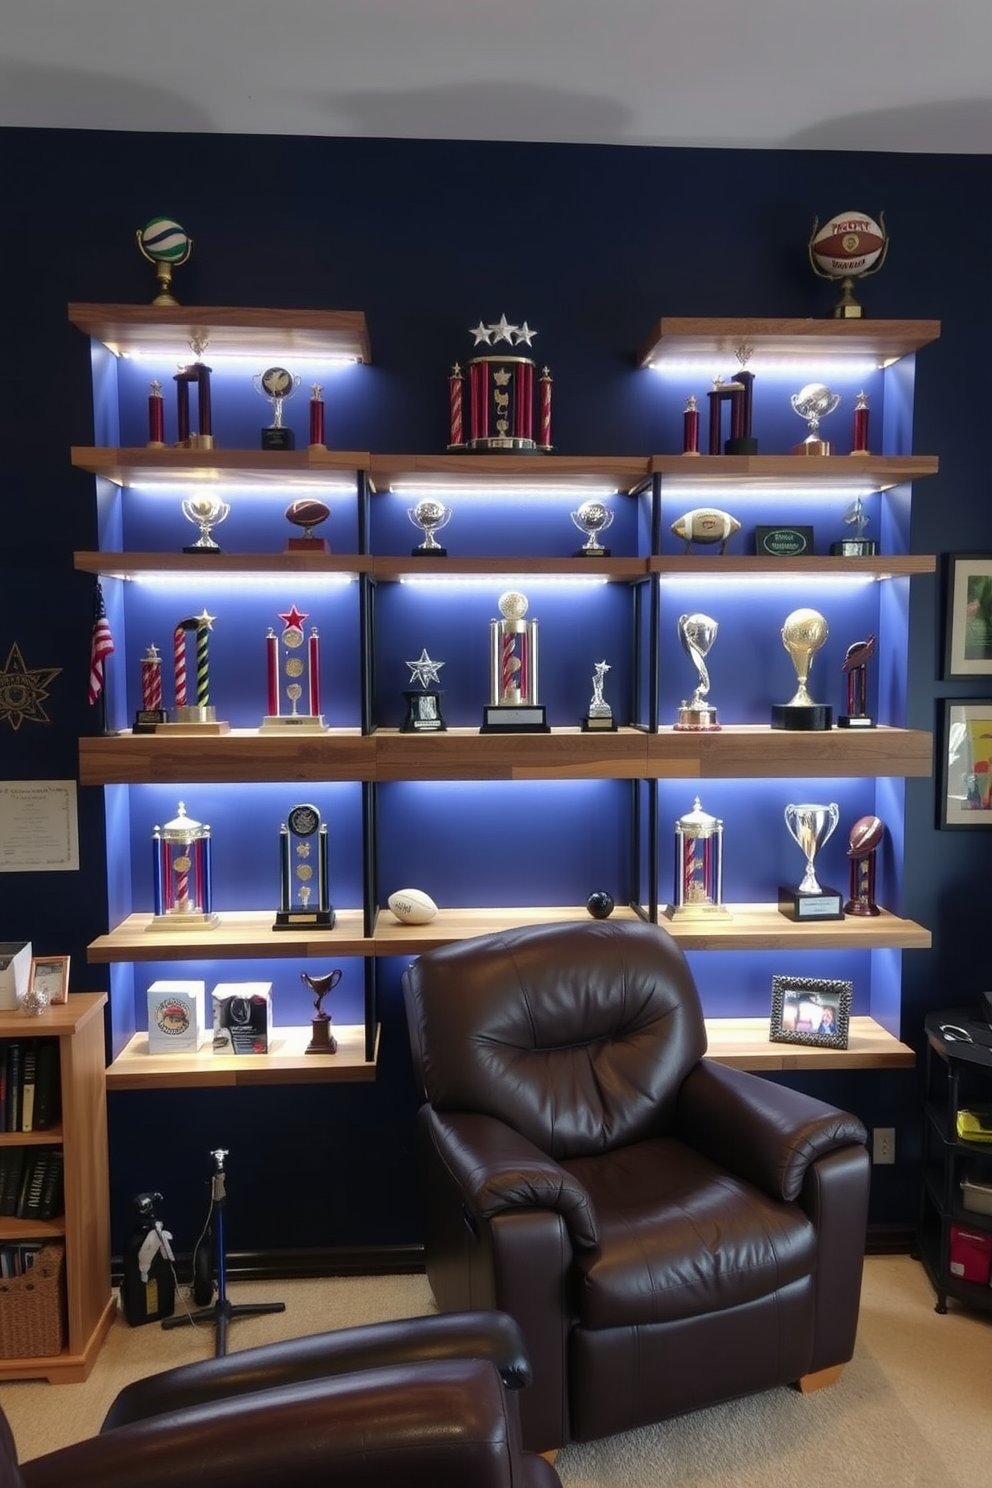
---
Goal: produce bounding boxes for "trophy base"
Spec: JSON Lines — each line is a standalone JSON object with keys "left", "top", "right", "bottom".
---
{"left": 261, "top": 427, "right": 295, "bottom": 451}
{"left": 724, "top": 436, "right": 759, "bottom": 456}
{"left": 480, "top": 704, "right": 550, "bottom": 733}
{"left": 273, "top": 907, "right": 336, "bottom": 930}
{"left": 410, "top": 546, "right": 448, "bottom": 557}
{"left": 146, "top": 440, "right": 167, "bottom": 450}
{"left": 133, "top": 709, "right": 169, "bottom": 733}
{"left": 778, "top": 885, "right": 844, "bottom": 921}
{"left": 286, "top": 536, "right": 330, "bottom": 552}
{"left": 844, "top": 897, "right": 881, "bottom": 917}
{"left": 305, "top": 1016, "right": 338, "bottom": 1055}
{"left": 581, "top": 714, "right": 617, "bottom": 731}
{"left": 176, "top": 434, "right": 215, "bottom": 450}
{"left": 830, "top": 538, "right": 878, "bottom": 556}
{"left": 260, "top": 715, "right": 327, "bottom": 733}
{"left": 791, "top": 438, "right": 832, "bottom": 456}
{"left": 157, "top": 706, "right": 231, "bottom": 734}
{"left": 182, "top": 543, "right": 223, "bottom": 554}
{"left": 147, "top": 911, "right": 219, "bottom": 932}
{"left": 401, "top": 691, "right": 447, "bottom": 732}
{"left": 664, "top": 902, "right": 732, "bottom": 921}
{"left": 574, "top": 546, "right": 612, "bottom": 557}
{"left": 681, "top": 449, "right": 701, "bottom": 457}
{"left": 837, "top": 714, "right": 876, "bottom": 729}
{"left": 831, "top": 301, "right": 864, "bottom": 320}
{"left": 771, "top": 703, "right": 833, "bottom": 731}
{"left": 454, "top": 438, "right": 551, "bottom": 454}
{"left": 674, "top": 704, "right": 720, "bottom": 731}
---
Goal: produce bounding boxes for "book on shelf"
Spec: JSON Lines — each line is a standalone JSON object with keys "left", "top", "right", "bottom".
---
{"left": 19, "top": 1149, "right": 48, "bottom": 1220}
{"left": 0, "top": 1041, "right": 7, "bottom": 1133}
{"left": 0, "top": 1148, "right": 24, "bottom": 1218}
{"left": 4, "top": 1042, "right": 21, "bottom": 1133}
{"left": 37, "top": 1148, "right": 64, "bottom": 1221}
{"left": 19, "top": 1043, "right": 37, "bottom": 1132}
{"left": 32, "top": 1040, "right": 60, "bottom": 1130}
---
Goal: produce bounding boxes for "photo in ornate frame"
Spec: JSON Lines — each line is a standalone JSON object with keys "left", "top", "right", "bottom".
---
{"left": 944, "top": 553, "right": 992, "bottom": 679}
{"left": 769, "top": 974, "right": 852, "bottom": 1050}
{"left": 939, "top": 698, "right": 992, "bottom": 828}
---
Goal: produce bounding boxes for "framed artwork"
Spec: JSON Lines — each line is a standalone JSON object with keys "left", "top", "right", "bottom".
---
{"left": 28, "top": 954, "right": 70, "bottom": 1005}
{"left": 940, "top": 699, "right": 992, "bottom": 827}
{"left": 944, "top": 553, "right": 992, "bottom": 678}
{"left": 769, "top": 975, "right": 852, "bottom": 1050}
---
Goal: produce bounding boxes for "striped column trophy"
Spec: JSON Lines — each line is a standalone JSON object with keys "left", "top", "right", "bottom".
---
{"left": 150, "top": 802, "right": 219, "bottom": 930}
{"left": 154, "top": 610, "right": 230, "bottom": 733}
{"left": 448, "top": 315, "right": 552, "bottom": 453}
{"left": 481, "top": 590, "right": 549, "bottom": 733}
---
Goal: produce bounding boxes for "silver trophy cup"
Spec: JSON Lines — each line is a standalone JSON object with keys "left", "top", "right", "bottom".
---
{"left": 408, "top": 498, "right": 452, "bottom": 554}
{"left": 784, "top": 802, "right": 840, "bottom": 895}
{"left": 571, "top": 499, "right": 614, "bottom": 556}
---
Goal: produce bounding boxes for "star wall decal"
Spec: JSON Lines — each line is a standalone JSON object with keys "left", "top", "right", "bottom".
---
{"left": 406, "top": 649, "right": 445, "bottom": 689}
{"left": 0, "top": 641, "right": 63, "bottom": 732}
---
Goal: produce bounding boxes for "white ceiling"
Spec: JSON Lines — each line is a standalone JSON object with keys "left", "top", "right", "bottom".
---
{"left": 3, "top": 0, "right": 992, "bottom": 153}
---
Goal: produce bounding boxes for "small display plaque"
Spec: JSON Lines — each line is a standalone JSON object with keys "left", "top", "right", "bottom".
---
{"left": 755, "top": 526, "right": 814, "bottom": 557}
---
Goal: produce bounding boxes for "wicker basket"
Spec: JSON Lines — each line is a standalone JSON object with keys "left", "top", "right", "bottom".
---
{"left": 0, "top": 1244, "right": 66, "bottom": 1358}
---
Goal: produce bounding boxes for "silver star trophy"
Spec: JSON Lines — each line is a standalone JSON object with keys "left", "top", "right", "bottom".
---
{"left": 675, "top": 613, "right": 721, "bottom": 731}
{"left": 582, "top": 659, "right": 617, "bottom": 732}
{"left": 401, "top": 648, "right": 447, "bottom": 732}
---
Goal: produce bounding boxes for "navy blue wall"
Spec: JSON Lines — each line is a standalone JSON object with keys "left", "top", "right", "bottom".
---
{"left": 1, "top": 127, "right": 989, "bottom": 1256}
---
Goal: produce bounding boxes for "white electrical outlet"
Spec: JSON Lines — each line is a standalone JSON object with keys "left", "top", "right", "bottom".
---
{"left": 873, "top": 1127, "right": 896, "bottom": 1164}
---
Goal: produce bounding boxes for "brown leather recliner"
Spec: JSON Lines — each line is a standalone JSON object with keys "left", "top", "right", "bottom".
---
{"left": 402, "top": 918, "right": 871, "bottom": 1453}
{"left": 4, "top": 1311, "right": 560, "bottom": 1488}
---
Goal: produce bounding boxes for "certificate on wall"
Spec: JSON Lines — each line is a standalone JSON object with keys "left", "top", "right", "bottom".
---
{"left": 0, "top": 781, "right": 80, "bottom": 872}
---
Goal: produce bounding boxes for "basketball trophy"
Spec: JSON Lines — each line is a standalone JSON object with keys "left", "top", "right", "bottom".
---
{"left": 136, "top": 217, "right": 192, "bottom": 307}
{"left": 173, "top": 335, "right": 214, "bottom": 449}
{"left": 675, "top": 613, "right": 721, "bottom": 731}
{"left": 182, "top": 493, "right": 230, "bottom": 553}
{"left": 254, "top": 366, "right": 301, "bottom": 450}
{"left": 262, "top": 605, "right": 325, "bottom": 732}
{"left": 838, "top": 635, "right": 877, "bottom": 728}
{"left": 409, "top": 499, "right": 451, "bottom": 556}
{"left": 571, "top": 499, "right": 614, "bottom": 557}
{"left": 274, "top": 804, "right": 334, "bottom": 930}
{"left": 771, "top": 608, "right": 832, "bottom": 731}
{"left": 447, "top": 315, "right": 552, "bottom": 452}
{"left": 791, "top": 384, "right": 841, "bottom": 455}
{"left": 150, "top": 802, "right": 219, "bottom": 930}
{"left": 845, "top": 814, "right": 884, "bottom": 917}
{"left": 582, "top": 660, "right": 617, "bottom": 732}
{"left": 706, "top": 346, "right": 757, "bottom": 455}
{"left": 156, "top": 611, "right": 230, "bottom": 733}
{"left": 669, "top": 797, "right": 729, "bottom": 919}
{"left": 808, "top": 211, "right": 888, "bottom": 318}
{"left": 301, "top": 968, "right": 342, "bottom": 1054}
{"left": 780, "top": 802, "right": 843, "bottom": 920}
{"left": 402, "top": 649, "right": 447, "bottom": 733}
{"left": 481, "top": 591, "right": 548, "bottom": 732}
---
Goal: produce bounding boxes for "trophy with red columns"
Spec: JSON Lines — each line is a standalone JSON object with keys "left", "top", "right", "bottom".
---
{"left": 173, "top": 334, "right": 214, "bottom": 449}
{"left": 261, "top": 604, "right": 326, "bottom": 733}
{"left": 448, "top": 315, "right": 552, "bottom": 453}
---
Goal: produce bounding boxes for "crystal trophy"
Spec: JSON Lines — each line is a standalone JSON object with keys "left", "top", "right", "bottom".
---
{"left": 669, "top": 797, "right": 729, "bottom": 919}
{"left": 481, "top": 590, "right": 549, "bottom": 733}
{"left": 582, "top": 660, "right": 617, "bottom": 732}
{"left": 301, "top": 967, "right": 342, "bottom": 1054}
{"left": 181, "top": 493, "right": 230, "bottom": 553}
{"left": 408, "top": 498, "right": 451, "bottom": 556}
{"left": 571, "top": 499, "right": 614, "bottom": 557}
{"left": 830, "top": 495, "right": 878, "bottom": 556}
{"left": 780, "top": 802, "right": 843, "bottom": 920}
{"left": 262, "top": 605, "right": 326, "bottom": 732}
{"left": 790, "top": 383, "right": 841, "bottom": 455}
{"left": 402, "top": 649, "right": 447, "bottom": 733}
{"left": 254, "top": 365, "right": 301, "bottom": 450}
{"left": 839, "top": 635, "right": 877, "bottom": 729}
{"left": 274, "top": 804, "right": 334, "bottom": 929}
{"left": 845, "top": 815, "right": 884, "bottom": 917}
{"left": 771, "top": 608, "right": 832, "bottom": 731}
{"left": 157, "top": 610, "right": 230, "bottom": 733}
{"left": 150, "top": 802, "right": 219, "bottom": 930}
{"left": 675, "top": 613, "right": 720, "bottom": 731}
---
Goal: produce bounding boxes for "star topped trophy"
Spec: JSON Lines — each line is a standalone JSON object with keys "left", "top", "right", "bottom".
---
{"left": 155, "top": 610, "right": 230, "bottom": 733}
{"left": 571, "top": 499, "right": 614, "bottom": 557}
{"left": 771, "top": 607, "right": 832, "bottom": 731}
{"left": 448, "top": 315, "right": 552, "bottom": 453}
{"left": 791, "top": 383, "right": 841, "bottom": 455}
{"left": 675, "top": 613, "right": 721, "bottom": 731}
{"left": 301, "top": 967, "right": 342, "bottom": 1054}
{"left": 261, "top": 605, "right": 326, "bottom": 732}
{"left": 274, "top": 803, "right": 334, "bottom": 930}
{"left": 780, "top": 802, "right": 843, "bottom": 920}
{"left": 402, "top": 649, "right": 447, "bottom": 733}
{"left": 582, "top": 660, "right": 617, "bottom": 731}
{"left": 409, "top": 498, "right": 451, "bottom": 556}
{"left": 481, "top": 590, "right": 549, "bottom": 732}
{"left": 255, "top": 366, "right": 301, "bottom": 450}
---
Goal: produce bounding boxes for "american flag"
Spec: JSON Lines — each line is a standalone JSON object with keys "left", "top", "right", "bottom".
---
{"left": 88, "top": 582, "right": 115, "bottom": 704}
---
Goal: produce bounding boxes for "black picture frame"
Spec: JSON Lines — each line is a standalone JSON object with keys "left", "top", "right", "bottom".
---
{"left": 769, "top": 975, "right": 852, "bottom": 1049}
{"left": 939, "top": 697, "right": 992, "bottom": 827}
{"left": 944, "top": 553, "right": 992, "bottom": 679}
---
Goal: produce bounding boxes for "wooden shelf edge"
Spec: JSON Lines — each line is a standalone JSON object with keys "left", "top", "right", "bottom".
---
{"left": 638, "top": 317, "right": 941, "bottom": 368}
{"left": 68, "top": 304, "right": 372, "bottom": 363}
{"left": 657, "top": 903, "right": 931, "bottom": 950}
{"left": 704, "top": 1014, "right": 915, "bottom": 1070}
{"left": 106, "top": 1024, "right": 379, "bottom": 1089}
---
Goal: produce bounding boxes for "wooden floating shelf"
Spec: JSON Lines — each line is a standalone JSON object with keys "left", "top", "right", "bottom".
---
{"left": 703, "top": 1015, "right": 914, "bottom": 1071}
{"left": 371, "top": 555, "right": 647, "bottom": 581}
{"left": 74, "top": 552, "right": 371, "bottom": 578}
{"left": 68, "top": 304, "right": 372, "bottom": 363}
{"left": 105, "top": 1023, "right": 378, "bottom": 1090}
{"left": 79, "top": 730, "right": 375, "bottom": 786}
{"left": 647, "top": 724, "right": 932, "bottom": 779}
{"left": 371, "top": 903, "right": 642, "bottom": 955}
{"left": 649, "top": 555, "right": 935, "bottom": 577}
{"left": 657, "top": 903, "right": 931, "bottom": 951}
{"left": 369, "top": 453, "right": 651, "bottom": 493}
{"left": 638, "top": 317, "right": 941, "bottom": 368}
{"left": 87, "top": 908, "right": 370, "bottom": 963}
{"left": 650, "top": 454, "right": 938, "bottom": 489}
{"left": 70, "top": 447, "right": 369, "bottom": 487}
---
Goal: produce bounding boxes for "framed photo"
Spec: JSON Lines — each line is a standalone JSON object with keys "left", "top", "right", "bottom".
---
{"left": 939, "top": 699, "right": 992, "bottom": 827}
{"left": 770, "top": 975, "right": 852, "bottom": 1050}
{"left": 944, "top": 554, "right": 992, "bottom": 678}
{"left": 28, "top": 955, "right": 70, "bottom": 1005}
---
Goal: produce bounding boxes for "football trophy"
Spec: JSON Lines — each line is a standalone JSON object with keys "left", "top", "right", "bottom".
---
{"left": 845, "top": 814, "right": 884, "bottom": 916}
{"left": 808, "top": 210, "right": 888, "bottom": 319}
{"left": 838, "top": 635, "right": 877, "bottom": 728}
{"left": 670, "top": 507, "right": 741, "bottom": 555}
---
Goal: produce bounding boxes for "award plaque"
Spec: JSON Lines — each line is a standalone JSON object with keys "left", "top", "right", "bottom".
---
{"left": 845, "top": 814, "right": 884, "bottom": 917}
{"left": 150, "top": 802, "right": 219, "bottom": 930}
{"left": 771, "top": 607, "right": 832, "bottom": 731}
{"left": 448, "top": 316, "right": 552, "bottom": 452}
{"left": 255, "top": 366, "right": 301, "bottom": 450}
{"left": 274, "top": 804, "right": 334, "bottom": 930}
{"left": 135, "top": 216, "right": 192, "bottom": 307}
{"left": 285, "top": 498, "right": 331, "bottom": 553}
{"left": 790, "top": 383, "right": 841, "bottom": 455}
{"left": 173, "top": 336, "right": 214, "bottom": 450}
{"left": 706, "top": 346, "right": 757, "bottom": 455}
{"left": 262, "top": 605, "right": 326, "bottom": 732}
{"left": 402, "top": 649, "right": 447, "bottom": 732}
{"left": 582, "top": 660, "right": 617, "bottom": 732}
{"left": 301, "top": 967, "right": 342, "bottom": 1054}
{"left": 669, "top": 797, "right": 729, "bottom": 919}
{"left": 408, "top": 498, "right": 451, "bottom": 556}
{"left": 779, "top": 802, "right": 844, "bottom": 920}
{"left": 830, "top": 495, "right": 878, "bottom": 556}
{"left": 674, "top": 613, "right": 720, "bottom": 731}
{"left": 181, "top": 493, "right": 230, "bottom": 553}
{"left": 755, "top": 525, "right": 814, "bottom": 557}
{"left": 481, "top": 590, "right": 549, "bottom": 732}
{"left": 571, "top": 499, "right": 614, "bottom": 557}
{"left": 134, "top": 643, "right": 168, "bottom": 733}
{"left": 838, "top": 635, "right": 877, "bottom": 728}
{"left": 155, "top": 610, "right": 231, "bottom": 733}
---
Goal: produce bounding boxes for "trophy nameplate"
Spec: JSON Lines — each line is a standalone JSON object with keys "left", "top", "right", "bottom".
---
{"left": 755, "top": 526, "right": 814, "bottom": 557}
{"left": 481, "top": 704, "right": 549, "bottom": 732}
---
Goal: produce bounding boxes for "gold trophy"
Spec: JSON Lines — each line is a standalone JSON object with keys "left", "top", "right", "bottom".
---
{"left": 771, "top": 608, "right": 832, "bottom": 731}
{"left": 136, "top": 217, "right": 192, "bottom": 307}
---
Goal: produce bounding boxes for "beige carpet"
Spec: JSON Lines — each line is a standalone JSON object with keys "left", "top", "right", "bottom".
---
{"left": 1, "top": 1256, "right": 989, "bottom": 1485}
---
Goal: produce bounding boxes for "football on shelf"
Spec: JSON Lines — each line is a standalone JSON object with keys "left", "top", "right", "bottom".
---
{"left": 847, "top": 815, "right": 885, "bottom": 857}
{"left": 810, "top": 212, "right": 886, "bottom": 278}
{"left": 670, "top": 507, "right": 742, "bottom": 547}
{"left": 285, "top": 498, "right": 331, "bottom": 531}
{"left": 386, "top": 888, "right": 438, "bottom": 924}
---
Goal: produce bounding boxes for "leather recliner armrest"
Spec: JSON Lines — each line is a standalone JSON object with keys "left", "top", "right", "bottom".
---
{"left": 425, "top": 1108, "right": 599, "bottom": 1249}
{"left": 102, "top": 1308, "right": 532, "bottom": 1431}
{"left": 676, "top": 1059, "right": 868, "bottom": 1201}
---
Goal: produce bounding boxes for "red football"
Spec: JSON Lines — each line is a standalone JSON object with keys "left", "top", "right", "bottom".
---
{"left": 285, "top": 498, "right": 330, "bottom": 531}
{"left": 847, "top": 815, "right": 885, "bottom": 857}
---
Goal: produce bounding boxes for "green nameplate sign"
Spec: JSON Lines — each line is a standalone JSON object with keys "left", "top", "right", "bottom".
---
{"left": 755, "top": 525, "right": 814, "bottom": 557}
